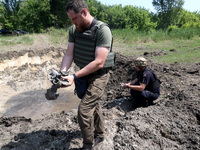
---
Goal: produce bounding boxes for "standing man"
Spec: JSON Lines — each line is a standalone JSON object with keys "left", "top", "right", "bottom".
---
{"left": 60, "top": 0, "right": 113, "bottom": 149}
{"left": 120, "top": 57, "right": 161, "bottom": 107}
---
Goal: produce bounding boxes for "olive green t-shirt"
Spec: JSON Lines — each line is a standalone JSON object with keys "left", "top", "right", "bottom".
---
{"left": 68, "top": 24, "right": 112, "bottom": 51}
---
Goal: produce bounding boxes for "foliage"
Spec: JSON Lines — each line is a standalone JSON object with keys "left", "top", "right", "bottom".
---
{"left": 178, "top": 10, "right": 200, "bottom": 28}
{"left": 105, "top": 5, "right": 127, "bottom": 29}
{"left": 181, "top": 22, "right": 200, "bottom": 28}
{"left": 167, "top": 28, "right": 200, "bottom": 40}
{"left": 86, "top": 2, "right": 157, "bottom": 32}
{"left": 152, "top": 0, "right": 184, "bottom": 29}
{"left": 17, "top": 0, "right": 55, "bottom": 33}
{"left": 167, "top": 25, "right": 178, "bottom": 33}
{"left": 49, "top": 0, "right": 70, "bottom": 28}
{"left": 152, "top": 0, "right": 184, "bottom": 13}
{"left": 0, "top": 34, "right": 33, "bottom": 47}
{"left": 0, "top": 0, "right": 22, "bottom": 29}
{"left": 47, "top": 27, "right": 68, "bottom": 45}
{"left": 113, "top": 26, "right": 200, "bottom": 45}
{"left": 1, "top": 27, "right": 199, "bottom": 63}
{"left": 112, "top": 28, "right": 200, "bottom": 64}
{"left": 0, "top": 0, "right": 200, "bottom": 33}
{"left": 86, "top": 0, "right": 107, "bottom": 23}
{"left": 123, "top": 6, "right": 157, "bottom": 32}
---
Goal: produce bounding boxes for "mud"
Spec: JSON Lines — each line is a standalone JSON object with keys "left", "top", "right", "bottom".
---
{"left": 0, "top": 47, "right": 200, "bottom": 150}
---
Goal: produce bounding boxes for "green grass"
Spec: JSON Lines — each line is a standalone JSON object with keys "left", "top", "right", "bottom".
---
{"left": 0, "top": 34, "right": 34, "bottom": 46}
{"left": 47, "top": 27, "right": 69, "bottom": 45}
{"left": 0, "top": 27, "right": 199, "bottom": 64}
{"left": 153, "top": 39, "right": 200, "bottom": 63}
{"left": 112, "top": 28, "right": 200, "bottom": 64}
{"left": 113, "top": 28, "right": 200, "bottom": 43}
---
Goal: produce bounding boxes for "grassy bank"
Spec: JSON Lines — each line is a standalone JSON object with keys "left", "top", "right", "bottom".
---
{"left": 47, "top": 27, "right": 68, "bottom": 45}
{"left": 112, "top": 28, "right": 200, "bottom": 63}
{"left": 0, "top": 34, "right": 34, "bottom": 47}
{"left": 0, "top": 27, "right": 199, "bottom": 64}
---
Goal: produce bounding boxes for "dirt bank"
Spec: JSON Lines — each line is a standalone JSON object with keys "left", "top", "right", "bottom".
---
{"left": 0, "top": 47, "right": 200, "bottom": 150}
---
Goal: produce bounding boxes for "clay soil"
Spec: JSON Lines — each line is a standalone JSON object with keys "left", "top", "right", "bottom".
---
{"left": 0, "top": 42, "right": 200, "bottom": 150}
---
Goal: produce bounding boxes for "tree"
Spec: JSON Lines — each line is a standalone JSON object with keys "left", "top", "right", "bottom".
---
{"left": 178, "top": 10, "right": 200, "bottom": 28}
{"left": 18, "top": 0, "right": 55, "bottom": 33}
{"left": 86, "top": 0, "right": 107, "bottom": 23}
{"left": 0, "top": 0, "right": 22, "bottom": 29}
{"left": 152, "top": 0, "right": 184, "bottom": 13}
{"left": 49, "top": 0, "right": 70, "bottom": 28}
{"left": 152, "top": 0, "right": 184, "bottom": 29}
{"left": 123, "top": 5, "right": 157, "bottom": 32}
{"left": 105, "top": 5, "right": 127, "bottom": 29}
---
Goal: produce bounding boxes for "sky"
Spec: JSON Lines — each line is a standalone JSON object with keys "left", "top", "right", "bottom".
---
{"left": 98, "top": 0, "right": 200, "bottom": 13}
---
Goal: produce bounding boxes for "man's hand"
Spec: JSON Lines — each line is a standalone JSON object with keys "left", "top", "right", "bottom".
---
{"left": 120, "top": 83, "right": 130, "bottom": 88}
{"left": 61, "top": 75, "right": 74, "bottom": 87}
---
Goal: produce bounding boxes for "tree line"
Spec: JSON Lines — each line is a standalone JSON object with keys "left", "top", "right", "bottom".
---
{"left": 0, "top": 0, "right": 200, "bottom": 33}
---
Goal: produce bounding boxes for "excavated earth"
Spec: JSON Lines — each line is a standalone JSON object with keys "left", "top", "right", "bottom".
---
{"left": 0, "top": 47, "right": 200, "bottom": 150}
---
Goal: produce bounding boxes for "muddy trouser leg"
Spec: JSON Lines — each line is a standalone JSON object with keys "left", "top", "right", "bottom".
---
{"left": 94, "top": 103, "right": 104, "bottom": 138}
{"left": 130, "top": 90, "right": 159, "bottom": 107}
{"left": 141, "top": 90, "right": 159, "bottom": 105}
{"left": 78, "top": 71, "right": 110, "bottom": 148}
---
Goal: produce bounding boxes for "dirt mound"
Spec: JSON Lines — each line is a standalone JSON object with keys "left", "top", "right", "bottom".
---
{"left": 0, "top": 48, "right": 200, "bottom": 150}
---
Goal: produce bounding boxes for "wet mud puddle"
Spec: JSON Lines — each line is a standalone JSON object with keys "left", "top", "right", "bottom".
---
{"left": 0, "top": 48, "right": 80, "bottom": 120}
{"left": 1, "top": 86, "right": 80, "bottom": 120}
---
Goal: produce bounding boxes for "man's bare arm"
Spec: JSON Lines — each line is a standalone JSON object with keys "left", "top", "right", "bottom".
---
{"left": 60, "top": 42, "right": 74, "bottom": 72}
{"left": 75, "top": 46, "right": 109, "bottom": 78}
{"left": 61, "top": 46, "right": 109, "bottom": 86}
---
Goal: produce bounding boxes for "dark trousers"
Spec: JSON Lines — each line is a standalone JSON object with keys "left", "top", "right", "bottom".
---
{"left": 130, "top": 89, "right": 159, "bottom": 107}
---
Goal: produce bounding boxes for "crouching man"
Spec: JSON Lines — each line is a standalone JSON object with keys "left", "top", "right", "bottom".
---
{"left": 121, "top": 57, "right": 161, "bottom": 107}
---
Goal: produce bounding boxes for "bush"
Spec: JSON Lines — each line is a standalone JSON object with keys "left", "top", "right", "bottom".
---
{"left": 167, "top": 25, "right": 178, "bottom": 33}
{"left": 181, "top": 22, "right": 200, "bottom": 28}
{"left": 167, "top": 28, "right": 200, "bottom": 40}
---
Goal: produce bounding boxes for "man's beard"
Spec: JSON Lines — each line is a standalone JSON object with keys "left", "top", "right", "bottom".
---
{"left": 76, "top": 17, "right": 89, "bottom": 32}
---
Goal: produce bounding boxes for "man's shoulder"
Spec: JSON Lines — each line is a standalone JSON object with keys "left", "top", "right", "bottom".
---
{"left": 144, "top": 68, "right": 153, "bottom": 73}
{"left": 96, "top": 21, "right": 108, "bottom": 28}
{"left": 68, "top": 25, "right": 76, "bottom": 42}
{"left": 95, "top": 22, "right": 112, "bottom": 47}
{"left": 69, "top": 25, "right": 76, "bottom": 34}
{"left": 95, "top": 20, "right": 110, "bottom": 30}
{"left": 70, "top": 24, "right": 76, "bottom": 30}
{"left": 96, "top": 21, "right": 111, "bottom": 37}
{"left": 143, "top": 69, "right": 154, "bottom": 77}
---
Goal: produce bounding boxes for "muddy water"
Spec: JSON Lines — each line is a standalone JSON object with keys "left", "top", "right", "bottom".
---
{"left": 3, "top": 86, "right": 80, "bottom": 120}
{"left": 0, "top": 48, "right": 81, "bottom": 120}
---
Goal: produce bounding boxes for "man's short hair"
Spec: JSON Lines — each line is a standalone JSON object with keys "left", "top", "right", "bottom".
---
{"left": 66, "top": 0, "right": 88, "bottom": 14}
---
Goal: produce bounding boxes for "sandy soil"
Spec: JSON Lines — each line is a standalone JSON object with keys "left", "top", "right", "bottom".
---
{"left": 0, "top": 40, "right": 200, "bottom": 150}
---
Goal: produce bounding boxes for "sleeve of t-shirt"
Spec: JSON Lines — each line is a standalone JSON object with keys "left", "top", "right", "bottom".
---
{"left": 68, "top": 25, "right": 75, "bottom": 43}
{"left": 96, "top": 25, "right": 112, "bottom": 51}
{"left": 141, "top": 71, "right": 151, "bottom": 85}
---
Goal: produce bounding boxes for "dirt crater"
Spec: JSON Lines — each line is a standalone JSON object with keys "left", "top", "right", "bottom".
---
{"left": 0, "top": 47, "right": 200, "bottom": 150}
